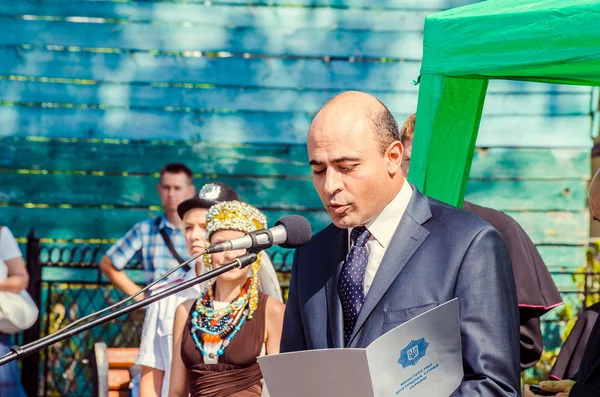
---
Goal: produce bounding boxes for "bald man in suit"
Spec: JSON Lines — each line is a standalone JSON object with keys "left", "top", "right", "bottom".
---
{"left": 280, "top": 91, "right": 521, "bottom": 396}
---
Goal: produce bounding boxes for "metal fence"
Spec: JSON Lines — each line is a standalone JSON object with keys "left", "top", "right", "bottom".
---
{"left": 21, "top": 229, "right": 294, "bottom": 397}
{"left": 549, "top": 271, "right": 600, "bottom": 305}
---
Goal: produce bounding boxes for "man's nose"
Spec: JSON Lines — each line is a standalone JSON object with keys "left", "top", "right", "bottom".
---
{"left": 323, "top": 169, "right": 343, "bottom": 196}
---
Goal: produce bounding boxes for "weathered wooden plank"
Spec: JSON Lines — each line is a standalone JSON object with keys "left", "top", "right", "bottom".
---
{"left": 1, "top": 138, "right": 311, "bottom": 177}
{"left": 486, "top": 79, "right": 593, "bottom": 95}
{"left": 1, "top": 206, "right": 333, "bottom": 241}
{"left": 549, "top": 272, "right": 588, "bottom": 294}
{"left": 0, "top": 173, "right": 588, "bottom": 211}
{"left": 0, "top": 47, "right": 422, "bottom": 92}
{"left": 466, "top": 180, "right": 587, "bottom": 211}
{"left": 0, "top": 47, "right": 591, "bottom": 95}
{"left": 0, "top": 2, "right": 430, "bottom": 31}
{"left": 0, "top": 18, "right": 424, "bottom": 59}
{"left": 507, "top": 211, "right": 589, "bottom": 246}
{"left": 537, "top": 246, "right": 587, "bottom": 271}
{"left": 1, "top": 206, "right": 588, "bottom": 245}
{"left": 470, "top": 148, "right": 590, "bottom": 180}
{"left": 0, "top": 80, "right": 413, "bottom": 114}
{"left": 0, "top": 105, "right": 315, "bottom": 142}
{"left": 0, "top": 173, "right": 324, "bottom": 209}
{"left": 2, "top": 139, "right": 590, "bottom": 179}
{"left": 474, "top": 115, "right": 592, "bottom": 148}
{"left": 0, "top": 106, "right": 592, "bottom": 147}
{"left": 0, "top": 79, "right": 592, "bottom": 116}
{"left": 41, "top": 0, "right": 481, "bottom": 10}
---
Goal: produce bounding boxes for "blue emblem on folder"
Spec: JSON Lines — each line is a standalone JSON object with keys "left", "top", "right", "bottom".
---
{"left": 398, "top": 338, "right": 429, "bottom": 368}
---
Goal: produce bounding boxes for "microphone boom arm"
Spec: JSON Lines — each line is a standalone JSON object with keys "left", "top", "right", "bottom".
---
{"left": 0, "top": 252, "right": 258, "bottom": 367}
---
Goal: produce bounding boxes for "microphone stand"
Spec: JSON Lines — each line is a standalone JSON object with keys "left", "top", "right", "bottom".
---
{"left": 0, "top": 252, "right": 258, "bottom": 367}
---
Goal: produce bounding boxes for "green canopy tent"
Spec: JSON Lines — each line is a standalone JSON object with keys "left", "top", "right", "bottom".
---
{"left": 408, "top": 0, "right": 600, "bottom": 207}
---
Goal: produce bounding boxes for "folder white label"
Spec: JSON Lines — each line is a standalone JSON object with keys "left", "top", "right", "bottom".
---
{"left": 258, "top": 298, "right": 462, "bottom": 397}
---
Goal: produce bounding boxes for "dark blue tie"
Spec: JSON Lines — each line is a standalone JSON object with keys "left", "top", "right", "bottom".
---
{"left": 338, "top": 226, "right": 371, "bottom": 345}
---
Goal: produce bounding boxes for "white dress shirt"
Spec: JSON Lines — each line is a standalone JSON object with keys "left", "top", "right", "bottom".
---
{"left": 136, "top": 266, "right": 205, "bottom": 397}
{"left": 347, "top": 181, "right": 413, "bottom": 296}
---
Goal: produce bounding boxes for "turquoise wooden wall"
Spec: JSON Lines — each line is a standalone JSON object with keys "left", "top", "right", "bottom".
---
{"left": 0, "top": 0, "right": 594, "bottom": 295}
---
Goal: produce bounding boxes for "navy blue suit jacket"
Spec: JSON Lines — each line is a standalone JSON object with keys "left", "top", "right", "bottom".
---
{"left": 281, "top": 186, "right": 521, "bottom": 396}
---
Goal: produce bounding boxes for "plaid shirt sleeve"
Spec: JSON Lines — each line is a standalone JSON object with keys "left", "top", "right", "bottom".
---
{"left": 105, "top": 222, "right": 145, "bottom": 270}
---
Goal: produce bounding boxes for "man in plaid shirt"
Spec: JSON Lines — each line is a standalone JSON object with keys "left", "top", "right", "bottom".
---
{"left": 100, "top": 163, "right": 196, "bottom": 302}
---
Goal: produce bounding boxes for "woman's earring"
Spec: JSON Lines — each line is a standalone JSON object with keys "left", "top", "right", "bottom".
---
{"left": 248, "top": 256, "right": 261, "bottom": 319}
{"left": 203, "top": 253, "right": 212, "bottom": 270}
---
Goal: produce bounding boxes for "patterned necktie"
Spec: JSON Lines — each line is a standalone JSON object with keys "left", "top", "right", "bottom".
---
{"left": 338, "top": 226, "right": 371, "bottom": 345}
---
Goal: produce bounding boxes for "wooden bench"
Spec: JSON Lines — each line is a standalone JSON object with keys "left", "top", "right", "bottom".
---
{"left": 91, "top": 342, "right": 140, "bottom": 397}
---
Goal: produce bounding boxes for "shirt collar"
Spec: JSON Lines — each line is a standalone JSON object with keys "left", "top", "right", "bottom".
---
{"left": 349, "top": 180, "right": 413, "bottom": 249}
{"left": 158, "top": 214, "right": 179, "bottom": 232}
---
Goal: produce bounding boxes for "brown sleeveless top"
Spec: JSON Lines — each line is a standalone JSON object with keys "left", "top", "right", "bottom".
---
{"left": 181, "top": 292, "right": 268, "bottom": 397}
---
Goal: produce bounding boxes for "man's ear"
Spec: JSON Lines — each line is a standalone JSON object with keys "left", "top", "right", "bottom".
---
{"left": 386, "top": 141, "right": 404, "bottom": 175}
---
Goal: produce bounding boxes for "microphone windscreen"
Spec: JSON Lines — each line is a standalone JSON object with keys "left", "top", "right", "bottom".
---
{"left": 274, "top": 215, "right": 312, "bottom": 248}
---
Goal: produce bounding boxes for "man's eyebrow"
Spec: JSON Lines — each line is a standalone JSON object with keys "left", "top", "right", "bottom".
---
{"left": 309, "top": 156, "right": 360, "bottom": 166}
{"left": 331, "top": 156, "right": 360, "bottom": 163}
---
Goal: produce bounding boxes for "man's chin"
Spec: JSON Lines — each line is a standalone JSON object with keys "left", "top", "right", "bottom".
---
{"left": 163, "top": 206, "right": 178, "bottom": 214}
{"left": 330, "top": 214, "right": 357, "bottom": 229}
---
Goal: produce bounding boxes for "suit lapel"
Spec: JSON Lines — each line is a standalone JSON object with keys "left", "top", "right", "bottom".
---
{"left": 348, "top": 187, "right": 432, "bottom": 346}
{"left": 324, "top": 227, "right": 347, "bottom": 348}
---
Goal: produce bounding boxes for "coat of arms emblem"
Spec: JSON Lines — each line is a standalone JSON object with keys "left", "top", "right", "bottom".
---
{"left": 398, "top": 338, "right": 429, "bottom": 368}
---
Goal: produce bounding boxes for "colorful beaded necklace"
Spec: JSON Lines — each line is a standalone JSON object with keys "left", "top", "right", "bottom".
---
{"left": 190, "top": 278, "right": 252, "bottom": 359}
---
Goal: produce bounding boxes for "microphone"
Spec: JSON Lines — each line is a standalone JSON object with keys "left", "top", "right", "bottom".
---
{"left": 205, "top": 215, "right": 312, "bottom": 254}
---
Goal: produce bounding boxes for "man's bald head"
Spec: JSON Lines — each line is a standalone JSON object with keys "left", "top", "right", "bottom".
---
{"left": 307, "top": 91, "right": 405, "bottom": 228}
{"left": 590, "top": 169, "right": 600, "bottom": 220}
{"left": 311, "top": 91, "right": 400, "bottom": 155}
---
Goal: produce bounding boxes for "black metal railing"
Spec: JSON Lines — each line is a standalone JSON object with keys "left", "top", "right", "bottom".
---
{"left": 22, "top": 229, "right": 294, "bottom": 397}
{"left": 548, "top": 270, "right": 600, "bottom": 308}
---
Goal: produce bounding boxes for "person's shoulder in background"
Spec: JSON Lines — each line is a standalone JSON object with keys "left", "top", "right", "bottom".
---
{"left": 0, "top": 226, "right": 23, "bottom": 261}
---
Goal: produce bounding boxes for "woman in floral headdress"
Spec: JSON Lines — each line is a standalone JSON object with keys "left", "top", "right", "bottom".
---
{"left": 169, "top": 201, "right": 285, "bottom": 397}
